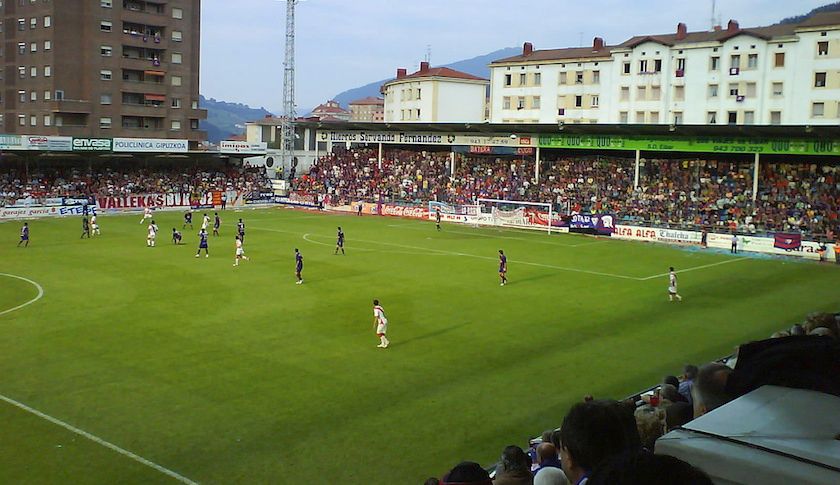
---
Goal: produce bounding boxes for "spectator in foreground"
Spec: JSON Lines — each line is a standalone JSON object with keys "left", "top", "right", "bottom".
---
{"left": 588, "top": 450, "right": 713, "bottom": 485}
{"left": 679, "top": 365, "right": 698, "bottom": 405}
{"left": 533, "top": 443, "right": 562, "bottom": 474}
{"left": 425, "top": 479, "right": 440, "bottom": 485}
{"left": 440, "top": 462, "right": 492, "bottom": 485}
{"left": 493, "top": 445, "right": 533, "bottom": 485}
{"left": 665, "top": 401, "right": 694, "bottom": 431}
{"left": 554, "top": 400, "right": 641, "bottom": 485}
{"left": 691, "top": 363, "right": 734, "bottom": 418}
{"left": 534, "top": 467, "right": 569, "bottom": 485}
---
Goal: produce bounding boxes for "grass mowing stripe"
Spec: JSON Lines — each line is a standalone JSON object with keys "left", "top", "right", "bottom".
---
{"left": 0, "top": 273, "right": 44, "bottom": 317}
{"left": 0, "top": 393, "right": 198, "bottom": 485}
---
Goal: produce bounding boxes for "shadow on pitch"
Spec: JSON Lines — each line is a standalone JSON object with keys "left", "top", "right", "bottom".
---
{"left": 389, "top": 322, "right": 470, "bottom": 348}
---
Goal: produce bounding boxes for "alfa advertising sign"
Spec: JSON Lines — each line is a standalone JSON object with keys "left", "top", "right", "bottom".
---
{"left": 113, "top": 138, "right": 189, "bottom": 153}
{"left": 538, "top": 134, "right": 840, "bottom": 156}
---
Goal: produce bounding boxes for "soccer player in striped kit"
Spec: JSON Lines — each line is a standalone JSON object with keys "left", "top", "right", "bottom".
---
{"left": 373, "top": 299, "right": 390, "bottom": 349}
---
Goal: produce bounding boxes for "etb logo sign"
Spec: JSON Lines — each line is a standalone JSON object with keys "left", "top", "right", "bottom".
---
{"left": 72, "top": 138, "right": 112, "bottom": 152}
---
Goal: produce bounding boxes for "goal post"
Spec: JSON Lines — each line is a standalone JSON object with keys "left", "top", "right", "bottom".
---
{"left": 428, "top": 201, "right": 480, "bottom": 224}
{"left": 476, "top": 198, "right": 555, "bottom": 234}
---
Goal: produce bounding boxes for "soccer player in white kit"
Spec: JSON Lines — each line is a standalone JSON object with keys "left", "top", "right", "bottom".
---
{"left": 91, "top": 214, "right": 100, "bottom": 236}
{"left": 668, "top": 267, "right": 682, "bottom": 301}
{"left": 201, "top": 213, "right": 210, "bottom": 231}
{"left": 233, "top": 235, "right": 248, "bottom": 266}
{"left": 147, "top": 220, "right": 159, "bottom": 247}
{"left": 373, "top": 299, "right": 390, "bottom": 348}
{"left": 140, "top": 207, "right": 153, "bottom": 224}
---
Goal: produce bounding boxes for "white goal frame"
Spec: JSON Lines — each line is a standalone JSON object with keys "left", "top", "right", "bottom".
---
{"left": 476, "top": 198, "right": 555, "bottom": 235}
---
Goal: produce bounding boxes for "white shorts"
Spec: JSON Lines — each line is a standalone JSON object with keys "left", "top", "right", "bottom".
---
{"left": 376, "top": 322, "right": 388, "bottom": 335}
{"left": 143, "top": 214, "right": 152, "bottom": 219}
{"left": 236, "top": 248, "right": 244, "bottom": 256}
{"left": 668, "top": 287, "right": 677, "bottom": 294}
{"left": 148, "top": 233, "right": 156, "bottom": 239}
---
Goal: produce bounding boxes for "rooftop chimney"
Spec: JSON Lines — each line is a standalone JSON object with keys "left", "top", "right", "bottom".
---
{"left": 727, "top": 19, "right": 739, "bottom": 32}
{"left": 396, "top": 68, "right": 407, "bottom": 79}
{"left": 523, "top": 42, "right": 534, "bottom": 56}
{"left": 420, "top": 61, "right": 430, "bottom": 73}
{"left": 676, "top": 22, "right": 688, "bottom": 40}
{"left": 593, "top": 37, "right": 605, "bottom": 50}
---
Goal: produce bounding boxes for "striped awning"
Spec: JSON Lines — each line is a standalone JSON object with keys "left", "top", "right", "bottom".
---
{"left": 144, "top": 94, "right": 166, "bottom": 102}
{"left": 143, "top": 70, "right": 166, "bottom": 76}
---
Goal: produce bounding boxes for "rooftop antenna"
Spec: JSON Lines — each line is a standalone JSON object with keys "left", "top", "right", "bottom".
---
{"left": 710, "top": 0, "right": 717, "bottom": 30}
{"left": 425, "top": 44, "right": 431, "bottom": 64}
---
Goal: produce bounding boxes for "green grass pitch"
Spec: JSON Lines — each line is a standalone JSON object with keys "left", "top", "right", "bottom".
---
{"left": 0, "top": 208, "right": 837, "bottom": 484}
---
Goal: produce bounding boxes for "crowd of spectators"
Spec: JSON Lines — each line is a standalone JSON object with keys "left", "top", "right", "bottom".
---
{"left": 294, "top": 148, "right": 840, "bottom": 239}
{"left": 0, "top": 164, "right": 270, "bottom": 206}
{"left": 425, "top": 312, "right": 840, "bottom": 484}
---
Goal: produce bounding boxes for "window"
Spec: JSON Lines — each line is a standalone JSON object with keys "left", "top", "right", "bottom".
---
{"left": 17, "top": 42, "right": 25, "bottom": 55}
{"left": 593, "top": 71, "right": 600, "bottom": 84}
{"left": 774, "top": 52, "right": 784, "bottom": 67}
{"left": 44, "top": 40, "right": 51, "bottom": 51}
{"left": 533, "top": 72, "right": 541, "bottom": 86}
{"left": 43, "top": 15, "right": 50, "bottom": 28}
{"left": 620, "top": 86, "right": 630, "bottom": 101}
{"left": 591, "top": 95, "right": 599, "bottom": 107}
{"left": 30, "top": 42, "right": 37, "bottom": 53}
{"left": 673, "top": 112, "right": 683, "bottom": 124}
{"left": 172, "top": 7, "right": 183, "bottom": 19}
{"left": 677, "top": 58, "right": 686, "bottom": 72}
{"left": 770, "top": 111, "right": 781, "bottom": 125}
{"left": 532, "top": 96, "right": 540, "bottom": 109}
{"left": 171, "top": 53, "right": 182, "bottom": 64}
{"left": 100, "top": 94, "right": 112, "bottom": 105}
{"left": 100, "top": 21, "right": 112, "bottom": 32}
{"left": 635, "top": 111, "right": 645, "bottom": 123}
{"left": 171, "top": 120, "right": 181, "bottom": 130}
{"left": 503, "top": 97, "right": 510, "bottom": 109}
{"left": 654, "top": 59, "right": 662, "bottom": 72}
{"left": 172, "top": 30, "right": 182, "bottom": 42}
{"left": 30, "top": 66, "right": 36, "bottom": 77}
{"left": 55, "top": 90, "right": 64, "bottom": 100}
{"left": 730, "top": 54, "right": 740, "bottom": 69}
{"left": 18, "top": 66, "right": 25, "bottom": 78}
{"left": 191, "top": 119, "right": 199, "bottom": 130}
{"left": 708, "top": 111, "right": 717, "bottom": 124}
{"left": 818, "top": 41, "right": 829, "bottom": 56}
{"left": 637, "top": 86, "right": 647, "bottom": 100}
{"left": 747, "top": 54, "right": 758, "bottom": 69}
{"left": 746, "top": 82, "right": 756, "bottom": 97}
{"left": 100, "top": 69, "right": 112, "bottom": 80}
{"left": 18, "top": 115, "right": 26, "bottom": 126}
{"left": 674, "top": 85, "right": 685, "bottom": 101}
{"left": 519, "top": 73, "right": 526, "bottom": 85}
{"left": 100, "top": 117, "right": 112, "bottom": 129}
{"left": 729, "top": 83, "right": 739, "bottom": 96}
{"left": 744, "top": 111, "right": 755, "bottom": 125}
{"left": 30, "top": 115, "right": 36, "bottom": 126}
{"left": 559, "top": 72, "right": 567, "bottom": 84}
{"left": 815, "top": 72, "right": 827, "bottom": 88}
{"left": 725, "top": 111, "right": 736, "bottom": 125}
{"left": 650, "top": 111, "right": 659, "bottom": 123}
{"left": 18, "top": 18, "right": 25, "bottom": 31}
{"left": 44, "top": 90, "right": 51, "bottom": 100}
{"left": 171, "top": 98, "right": 181, "bottom": 108}
{"left": 623, "top": 62, "right": 631, "bottom": 74}
{"left": 812, "top": 102, "right": 825, "bottom": 117}
{"left": 772, "top": 82, "right": 783, "bottom": 96}
{"left": 101, "top": 45, "right": 112, "bottom": 57}
{"left": 571, "top": 95, "right": 581, "bottom": 108}
{"left": 575, "top": 71, "right": 583, "bottom": 84}
{"left": 651, "top": 86, "right": 661, "bottom": 100}
{"left": 708, "top": 84, "right": 719, "bottom": 97}
{"left": 192, "top": 100, "right": 198, "bottom": 109}
{"left": 504, "top": 74, "right": 511, "bottom": 86}
{"left": 30, "top": 18, "right": 36, "bottom": 29}
{"left": 29, "top": 91, "right": 36, "bottom": 101}
{"left": 619, "top": 111, "right": 629, "bottom": 123}
{"left": 171, "top": 75, "right": 182, "bottom": 86}
{"left": 18, "top": 90, "right": 25, "bottom": 102}
{"left": 43, "top": 115, "right": 51, "bottom": 127}
{"left": 639, "top": 60, "right": 648, "bottom": 73}
{"left": 710, "top": 56, "right": 720, "bottom": 70}
{"left": 101, "top": 0, "right": 112, "bottom": 6}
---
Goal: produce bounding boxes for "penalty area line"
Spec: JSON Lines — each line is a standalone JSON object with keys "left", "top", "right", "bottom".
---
{"left": 0, "top": 393, "right": 198, "bottom": 484}
{"left": 638, "top": 257, "right": 749, "bottom": 281}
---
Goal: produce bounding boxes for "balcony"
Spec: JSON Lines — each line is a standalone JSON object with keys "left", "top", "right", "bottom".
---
{"left": 122, "top": 7, "right": 167, "bottom": 27}
{"left": 122, "top": 103, "right": 167, "bottom": 117}
{"left": 49, "top": 99, "right": 93, "bottom": 114}
{"left": 121, "top": 127, "right": 168, "bottom": 138}
{"left": 123, "top": 33, "right": 168, "bottom": 50}
{"left": 191, "top": 108, "right": 208, "bottom": 120}
{"left": 122, "top": 80, "right": 168, "bottom": 95}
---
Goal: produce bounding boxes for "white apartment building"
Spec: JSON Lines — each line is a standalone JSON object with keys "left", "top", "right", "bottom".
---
{"left": 489, "top": 12, "right": 840, "bottom": 125}
{"left": 382, "top": 62, "right": 489, "bottom": 123}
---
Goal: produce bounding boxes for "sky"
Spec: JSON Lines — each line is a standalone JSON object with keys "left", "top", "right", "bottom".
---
{"left": 200, "top": 0, "right": 830, "bottom": 113}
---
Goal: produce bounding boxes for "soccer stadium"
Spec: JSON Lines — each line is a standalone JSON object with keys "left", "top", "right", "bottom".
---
{"left": 2, "top": 1, "right": 840, "bottom": 484}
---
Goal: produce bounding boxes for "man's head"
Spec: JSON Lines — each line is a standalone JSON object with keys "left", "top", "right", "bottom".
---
{"left": 373, "top": 299, "right": 379, "bottom": 306}
{"left": 338, "top": 226, "right": 341, "bottom": 231}
{"left": 659, "top": 383, "right": 680, "bottom": 403}
{"left": 691, "top": 362, "right": 734, "bottom": 418}
{"left": 683, "top": 364, "right": 699, "bottom": 381}
{"left": 294, "top": 248, "right": 299, "bottom": 253}
{"left": 500, "top": 445, "right": 530, "bottom": 473}
{"left": 536, "top": 442, "right": 558, "bottom": 463}
{"left": 669, "top": 266, "right": 675, "bottom": 272}
{"left": 440, "top": 462, "right": 492, "bottom": 485}
{"left": 663, "top": 375, "right": 680, "bottom": 388}
{"left": 556, "top": 400, "right": 640, "bottom": 483}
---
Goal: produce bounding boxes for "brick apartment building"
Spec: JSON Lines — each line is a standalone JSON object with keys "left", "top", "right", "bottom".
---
{"left": 0, "top": 0, "right": 206, "bottom": 144}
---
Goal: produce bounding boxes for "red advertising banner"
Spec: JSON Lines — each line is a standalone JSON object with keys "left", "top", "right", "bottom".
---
{"left": 96, "top": 193, "right": 214, "bottom": 211}
{"left": 379, "top": 203, "right": 429, "bottom": 219}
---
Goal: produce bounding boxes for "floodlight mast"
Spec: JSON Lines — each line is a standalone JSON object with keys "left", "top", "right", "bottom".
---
{"left": 280, "top": 0, "right": 298, "bottom": 172}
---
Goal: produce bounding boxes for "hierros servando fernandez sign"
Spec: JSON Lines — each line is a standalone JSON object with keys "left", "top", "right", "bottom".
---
{"left": 538, "top": 134, "right": 840, "bottom": 155}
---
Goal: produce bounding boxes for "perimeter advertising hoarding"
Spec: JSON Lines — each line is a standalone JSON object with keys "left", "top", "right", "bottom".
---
{"left": 112, "top": 138, "right": 189, "bottom": 153}
{"left": 317, "top": 131, "right": 532, "bottom": 147}
{"left": 538, "top": 134, "right": 840, "bottom": 156}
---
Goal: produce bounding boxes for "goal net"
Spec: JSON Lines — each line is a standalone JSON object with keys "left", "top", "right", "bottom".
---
{"left": 476, "top": 198, "right": 556, "bottom": 234}
{"left": 428, "top": 201, "right": 480, "bottom": 224}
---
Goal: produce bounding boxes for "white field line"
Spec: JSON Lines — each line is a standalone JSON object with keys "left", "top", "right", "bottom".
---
{"left": 637, "top": 257, "right": 749, "bottom": 281}
{"left": 386, "top": 223, "right": 604, "bottom": 248}
{"left": 0, "top": 394, "right": 198, "bottom": 484}
{"left": 301, "top": 233, "right": 445, "bottom": 257}
{"left": 0, "top": 273, "right": 44, "bottom": 317}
